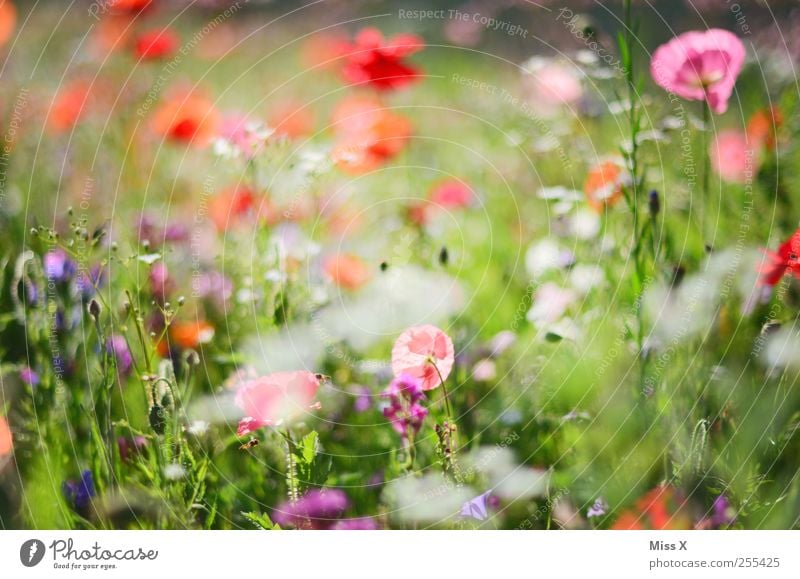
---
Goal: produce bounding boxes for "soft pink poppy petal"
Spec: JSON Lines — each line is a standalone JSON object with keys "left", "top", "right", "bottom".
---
{"left": 391, "top": 325, "right": 454, "bottom": 390}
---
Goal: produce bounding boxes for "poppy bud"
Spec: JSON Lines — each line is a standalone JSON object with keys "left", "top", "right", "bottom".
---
{"left": 88, "top": 299, "right": 101, "bottom": 320}
{"left": 648, "top": 189, "right": 660, "bottom": 217}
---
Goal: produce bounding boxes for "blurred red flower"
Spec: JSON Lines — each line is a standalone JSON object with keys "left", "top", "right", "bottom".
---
{"left": 48, "top": 79, "right": 93, "bottom": 134}
{"left": 151, "top": 86, "right": 219, "bottom": 147}
{"left": 759, "top": 227, "right": 800, "bottom": 287}
{"left": 584, "top": 160, "right": 628, "bottom": 212}
{"left": 612, "top": 485, "right": 691, "bottom": 530}
{"left": 330, "top": 95, "right": 411, "bottom": 174}
{"left": 341, "top": 28, "right": 423, "bottom": 91}
{"left": 134, "top": 28, "right": 179, "bottom": 60}
{"left": 0, "top": 0, "right": 16, "bottom": 48}
{"left": 268, "top": 99, "right": 315, "bottom": 140}
{"left": 323, "top": 253, "right": 371, "bottom": 291}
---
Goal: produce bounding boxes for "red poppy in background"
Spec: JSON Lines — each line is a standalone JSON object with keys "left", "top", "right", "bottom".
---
{"left": 108, "top": 0, "right": 153, "bottom": 13}
{"left": 169, "top": 320, "right": 215, "bottom": 351}
{"left": 341, "top": 28, "right": 423, "bottom": 91}
{"left": 134, "top": 28, "right": 179, "bottom": 60}
{"left": 268, "top": 99, "right": 315, "bottom": 140}
{"left": 151, "top": 86, "right": 219, "bottom": 147}
{"left": 430, "top": 179, "right": 473, "bottom": 209}
{"left": 209, "top": 184, "right": 274, "bottom": 231}
{"left": 48, "top": 79, "right": 93, "bottom": 134}
{"left": 323, "top": 253, "right": 371, "bottom": 291}
{"left": 0, "top": 1, "right": 17, "bottom": 48}
{"left": 612, "top": 485, "right": 691, "bottom": 530}
{"left": 747, "top": 106, "right": 783, "bottom": 151}
{"left": 584, "top": 160, "right": 628, "bottom": 212}
{"left": 759, "top": 227, "right": 800, "bottom": 287}
{"left": 330, "top": 95, "right": 411, "bottom": 174}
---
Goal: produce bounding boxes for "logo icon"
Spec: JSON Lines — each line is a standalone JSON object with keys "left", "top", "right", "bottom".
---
{"left": 20, "top": 539, "right": 46, "bottom": 567}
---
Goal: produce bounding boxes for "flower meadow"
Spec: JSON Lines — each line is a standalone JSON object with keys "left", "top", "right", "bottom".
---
{"left": 0, "top": 0, "right": 799, "bottom": 532}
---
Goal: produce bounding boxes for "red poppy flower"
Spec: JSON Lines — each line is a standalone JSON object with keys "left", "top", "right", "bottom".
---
{"left": 341, "top": 28, "right": 423, "bottom": 91}
{"left": 134, "top": 28, "right": 179, "bottom": 60}
{"left": 0, "top": 414, "right": 12, "bottom": 458}
{"left": 48, "top": 80, "right": 93, "bottom": 134}
{"left": 209, "top": 184, "right": 273, "bottom": 231}
{"left": 612, "top": 485, "right": 691, "bottom": 530}
{"left": 330, "top": 95, "right": 411, "bottom": 174}
{"left": 168, "top": 320, "right": 215, "bottom": 351}
{"left": 0, "top": 1, "right": 17, "bottom": 48}
{"left": 759, "top": 227, "right": 800, "bottom": 287}
{"left": 584, "top": 160, "right": 628, "bottom": 212}
{"left": 151, "top": 86, "right": 219, "bottom": 147}
{"left": 108, "top": 0, "right": 153, "bottom": 13}
{"left": 268, "top": 100, "right": 315, "bottom": 140}
{"left": 323, "top": 253, "right": 371, "bottom": 291}
{"left": 747, "top": 106, "right": 782, "bottom": 151}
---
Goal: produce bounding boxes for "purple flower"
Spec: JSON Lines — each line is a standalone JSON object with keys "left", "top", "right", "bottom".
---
{"left": 106, "top": 335, "right": 133, "bottom": 376}
{"left": 587, "top": 497, "right": 608, "bottom": 518}
{"left": 352, "top": 386, "right": 372, "bottom": 413}
{"left": 117, "top": 436, "right": 147, "bottom": 462}
{"left": 381, "top": 374, "right": 428, "bottom": 442}
{"left": 272, "top": 489, "right": 349, "bottom": 529}
{"left": 461, "top": 491, "right": 493, "bottom": 521}
{"left": 62, "top": 469, "right": 95, "bottom": 511}
{"left": 710, "top": 495, "right": 735, "bottom": 528}
{"left": 19, "top": 367, "right": 39, "bottom": 387}
{"left": 192, "top": 271, "right": 233, "bottom": 310}
{"left": 331, "top": 517, "right": 379, "bottom": 530}
{"left": 44, "top": 249, "right": 75, "bottom": 283}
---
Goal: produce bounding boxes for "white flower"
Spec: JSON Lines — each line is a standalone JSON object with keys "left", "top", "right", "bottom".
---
{"left": 385, "top": 473, "right": 475, "bottom": 524}
{"left": 525, "top": 240, "right": 573, "bottom": 279}
{"left": 570, "top": 208, "right": 601, "bottom": 240}
{"left": 164, "top": 463, "right": 186, "bottom": 480}
{"left": 569, "top": 264, "right": 605, "bottom": 294}
{"left": 527, "top": 283, "right": 576, "bottom": 325}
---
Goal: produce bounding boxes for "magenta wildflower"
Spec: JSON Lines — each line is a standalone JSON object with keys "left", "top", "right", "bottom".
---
{"left": 381, "top": 373, "right": 428, "bottom": 442}
{"left": 272, "top": 489, "right": 349, "bottom": 529}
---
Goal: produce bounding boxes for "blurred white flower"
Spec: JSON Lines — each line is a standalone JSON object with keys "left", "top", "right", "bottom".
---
{"left": 527, "top": 283, "right": 576, "bottom": 326}
{"left": 386, "top": 473, "right": 475, "bottom": 524}
{"left": 569, "top": 264, "right": 605, "bottom": 294}
{"left": 763, "top": 326, "right": 800, "bottom": 371}
{"left": 569, "top": 208, "right": 601, "bottom": 240}
{"left": 525, "top": 240, "right": 573, "bottom": 279}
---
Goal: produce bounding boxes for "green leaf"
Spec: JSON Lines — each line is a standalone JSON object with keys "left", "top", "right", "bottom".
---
{"left": 241, "top": 511, "right": 280, "bottom": 530}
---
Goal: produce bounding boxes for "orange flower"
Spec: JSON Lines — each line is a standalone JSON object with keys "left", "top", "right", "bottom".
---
{"left": 584, "top": 160, "right": 627, "bottom": 212}
{"left": 48, "top": 79, "right": 93, "bottom": 134}
{"left": 323, "top": 253, "right": 371, "bottom": 291}
{"left": 169, "top": 320, "right": 215, "bottom": 350}
{"left": 0, "top": 414, "right": 12, "bottom": 458}
{"left": 747, "top": 106, "right": 782, "bottom": 151}
{"left": 330, "top": 95, "right": 411, "bottom": 174}
{"left": 151, "top": 86, "right": 219, "bottom": 147}
{"left": 612, "top": 485, "right": 692, "bottom": 530}
{"left": 0, "top": 1, "right": 17, "bottom": 48}
{"left": 268, "top": 100, "right": 315, "bottom": 140}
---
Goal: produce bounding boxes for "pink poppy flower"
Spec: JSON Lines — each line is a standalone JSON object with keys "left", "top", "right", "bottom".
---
{"left": 391, "top": 325, "right": 455, "bottom": 391}
{"left": 0, "top": 414, "right": 11, "bottom": 458}
{"left": 650, "top": 29, "right": 745, "bottom": 114}
{"left": 710, "top": 130, "right": 758, "bottom": 183}
{"left": 235, "top": 371, "right": 321, "bottom": 436}
{"left": 430, "top": 179, "right": 473, "bottom": 209}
